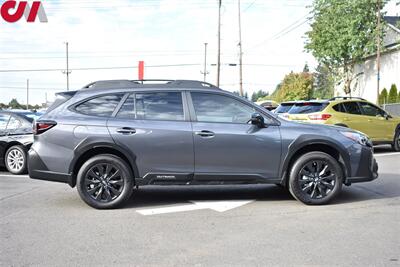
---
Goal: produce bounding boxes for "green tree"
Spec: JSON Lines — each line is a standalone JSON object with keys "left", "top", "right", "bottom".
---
{"left": 8, "top": 99, "right": 23, "bottom": 109}
{"left": 303, "top": 63, "right": 310, "bottom": 73}
{"left": 305, "top": 0, "right": 386, "bottom": 95}
{"left": 398, "top": 91, "right": 400, "bottom": 103}
{"left": 251, "top": 90, "right": 269, "bottom": 102}
{"left": 273, "top": 72, "right": 314, "bottom": 102}
{"left": 388, "top": 84, "right": 398, "bottom": 103}
{"left": 313, "top": 63, "right": 334, "bottom": 99}
{"left": 379, "top": 88, "right": 388, "bottom": 105}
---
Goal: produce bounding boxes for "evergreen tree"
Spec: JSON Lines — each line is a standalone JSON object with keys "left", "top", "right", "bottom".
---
{"left": 388, "top": 84, "right": 398, "bottom": 104}
{"left": 379, "top": 88, "right": 388, "bottom": 105}
{"left": 313, "top": 63, "right": 334, "bottom": 99}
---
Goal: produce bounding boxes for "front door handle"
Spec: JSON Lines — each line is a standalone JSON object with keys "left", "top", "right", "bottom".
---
{"left": 195, "top": 130, "right": 215, "bottom": 138}
{"left": 116, "top": 127, "right": 136, "bottom": 135}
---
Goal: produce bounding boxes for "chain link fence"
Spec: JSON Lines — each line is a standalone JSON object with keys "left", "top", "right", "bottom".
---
{"left": 383, "top": 103, "right": 400, "bottom": 116}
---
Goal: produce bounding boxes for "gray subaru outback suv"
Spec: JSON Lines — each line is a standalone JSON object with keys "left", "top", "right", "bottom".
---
{"left": 29, "top": 80, "right": 378, "bottom": 209}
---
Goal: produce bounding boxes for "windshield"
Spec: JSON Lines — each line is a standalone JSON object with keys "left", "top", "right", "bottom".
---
{"left": 288, "top": 102, "right": 328, "bottom": 114}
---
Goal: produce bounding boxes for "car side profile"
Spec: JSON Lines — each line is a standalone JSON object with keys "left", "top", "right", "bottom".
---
{"left": 0, "top": 111, "right": 34, "bottom": 174}
{"left": 285, "top": 97, "right": 400, "bottom": 151}
{"left": 29, "top": 80, "right": 378, "bottom": 209}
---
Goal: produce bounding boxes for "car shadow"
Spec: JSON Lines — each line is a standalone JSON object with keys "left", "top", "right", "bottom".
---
{"left": 374, "top": 145, "right": 396, "bottom": 154}
{"left": 123, "top": 178, "right": 400, "bottom": 209}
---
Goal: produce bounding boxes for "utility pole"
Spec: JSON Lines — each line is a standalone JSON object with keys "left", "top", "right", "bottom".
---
{"left": 45, "top": 92, "right": 48, "bottom": 107}
{"left": 376, "top": 0, "right": 381, "bottom": 105}
{"left": 217, "top": 0, "right": 222, "bottom": 87}
{"left": 63, "top": 42, "right": 71, "bottom": 91}
{"left": 202, "top": 43, "right": 209, "bottom": 82}
{"left": 26, "top": 79, "right": 29, "bottom": 110}
{"left": 238, "top": 0, "right": 244, "bottom": 97}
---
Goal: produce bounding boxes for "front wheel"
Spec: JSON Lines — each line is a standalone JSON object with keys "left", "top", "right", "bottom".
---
{"left": 392, "top": 129, "right": 400, "bottom": 152}
{"left": 77, "top": 154, "right": 134, "bottom": 209}
{"left": 288, "top": 152, "right": 343, "bottom": 205}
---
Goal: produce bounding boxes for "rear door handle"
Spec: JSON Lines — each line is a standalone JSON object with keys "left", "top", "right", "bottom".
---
{"left": 195, "top": 130, "right": 215, "bottom": 138}
{"left": 116, "top": 127, "right": 136, "bottom": 135}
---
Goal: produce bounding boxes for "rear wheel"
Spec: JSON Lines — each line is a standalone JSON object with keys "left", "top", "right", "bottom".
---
{"left": 5, "top": 145, "right": 28, "bottom": 175}
{"left": 392, "top": 129, "right": 400, "bottom": 152}
{"left": 77, "top": 154, "right": 134, "bottom": 209}
{"left": 288, "top": 152, "right": 343, "bottom": 205}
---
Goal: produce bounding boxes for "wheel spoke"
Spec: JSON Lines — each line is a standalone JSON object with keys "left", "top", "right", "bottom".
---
{"left": 310, "top": 184, "right": 318, "bottom": 198}
{"left": 104, "top": 187, "right": 112, "bottom": 201}
{"left": 108, "top": 186, "right": 120, "bottom": 196}
{"left": 321, "top": 174, "right": 335, "bottom": 181}
{"left": 87, "top": 185, "right": 101, "bottom": 195}
{"left": 95, "top": 187, "right": 104, "bottom": 200}
{"left": 109, "top": 179, "right": 123, "bottom": 186}
{"left": 321, "top": 181, "right": 334, "bottom": 190}
{"left": 107, "top": 170, "right": 121, "bottom": 182}
{"left": 318, "top": 184, "right": 326, "bottom": 197}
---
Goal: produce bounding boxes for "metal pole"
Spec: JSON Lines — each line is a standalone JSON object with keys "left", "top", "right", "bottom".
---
{"left": 376, "top": 0, "right": 381, "bottom": 105}
{"left": 238, "top": 0, "right": 244, "bottom": 97}
{"left": 203, "top": 43, "right": 208, "bottom": 82}
{"left": 66, "top": 42, "right": 70, "bottom": 91}
{"left": 26, "top": 79, "right": 29, "bottom": 110}
{"left": 217, "top": 0, "right": 222, "bottom": 87}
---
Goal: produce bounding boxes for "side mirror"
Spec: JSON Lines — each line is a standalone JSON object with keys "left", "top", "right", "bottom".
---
{"left": 383, "top": 113, "right": 390, "bottom": 120}
{"left": 250, "top": 113, "right": 265, "bottom": 127}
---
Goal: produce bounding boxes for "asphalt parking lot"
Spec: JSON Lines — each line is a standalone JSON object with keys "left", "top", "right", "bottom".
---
{"left": 0, "top": 147, "right": 399, "bottom": 266}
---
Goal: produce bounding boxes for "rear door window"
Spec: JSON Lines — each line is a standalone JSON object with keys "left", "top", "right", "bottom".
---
{"left": 117, "top": 92, "right": 184, "bottom": 121}
{"left": 75, "top": 94, "right": 124, "bottom": 117}
{"left": 6, "top": 116, "right": 21, "bottom": 130}
{"left": 342, "top": 102, "right": 362, "bottom": 115}
{"left": 0, "top": 114, "right": 10, "bottom": 131}
{"left": 333, "top": 103, "right": 346, "bottom": 113}
{"left": 288, "top": 103, "right": 328, "bottom": 114}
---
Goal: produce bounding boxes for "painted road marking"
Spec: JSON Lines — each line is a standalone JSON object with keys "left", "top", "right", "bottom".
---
{"left": 136, "top": 200, "right": 254, "bottom": 216}
{"left": 374, "top": 153, "right": 400, "bottom": 157}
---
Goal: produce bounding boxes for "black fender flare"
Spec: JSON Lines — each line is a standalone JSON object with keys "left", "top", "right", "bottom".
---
{"left": 279, "top": 134, "right": 351, "bottom": 181}
{"left": 68, "top": 137, "right": 139, "bottom": 181}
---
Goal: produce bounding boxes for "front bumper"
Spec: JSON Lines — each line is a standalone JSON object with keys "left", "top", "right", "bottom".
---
{"left": 28, "top": 148, "right": 73, "bottom": 186}
{"left": 345, "top": 146, "right": 378, "bottom": 184}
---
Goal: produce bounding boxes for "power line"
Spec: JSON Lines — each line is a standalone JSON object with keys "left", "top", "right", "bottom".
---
{"left": 0, "top": 64, "right": 200, "bottom": 73}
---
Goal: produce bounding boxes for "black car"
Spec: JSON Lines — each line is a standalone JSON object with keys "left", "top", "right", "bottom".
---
{"left": 0, "top": 111, "right": 34, "bottom": 174}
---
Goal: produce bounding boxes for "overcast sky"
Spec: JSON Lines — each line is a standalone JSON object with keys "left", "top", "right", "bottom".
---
{"left": 0, "top": 0, "right": 399, "bottom": 105}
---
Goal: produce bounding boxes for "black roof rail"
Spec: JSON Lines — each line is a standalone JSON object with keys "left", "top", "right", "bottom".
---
{"left": 329, "top": 96, "right": 366, "bottom": 101}
{"left": 81, "top": 79, "right": 219, "bottom": 90}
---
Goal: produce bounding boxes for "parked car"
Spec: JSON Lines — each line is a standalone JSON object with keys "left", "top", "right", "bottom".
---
{"left": 29, "top": 80, "right": 378, "bottom": 209}
{"left": 285, "top": 97, "right": 400, "bottom": 151}
{"left": 256, "top": 100, "right": 279, "bottom": 111}
{"left": 0, "top": 111, "right": 34, "bottom": 174}
{"left": 273, "top": 101, "right": 297, "bottom": 118}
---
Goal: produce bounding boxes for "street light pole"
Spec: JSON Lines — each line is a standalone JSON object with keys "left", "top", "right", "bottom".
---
{"left": 63, "top": 42, "right": 71, "bottom": 91}
{"left": 26, "top": 79, "right": 29, "bottom": 110}
{"left": 203, "top": 43, "right": 208, "bottom": 82}
{"left": 217, "top": 0, "right": 222, "bottom": 87}
{"left": 238, "top": 0, "right": 244, "bottom": 97}
{"left": 376, "top": 0, "right": 381, "bottom": 105}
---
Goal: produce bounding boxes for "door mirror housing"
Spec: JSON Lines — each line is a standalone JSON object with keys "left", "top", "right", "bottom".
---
{"left": 250, "top": 113, "right": 265, "bottom": 127}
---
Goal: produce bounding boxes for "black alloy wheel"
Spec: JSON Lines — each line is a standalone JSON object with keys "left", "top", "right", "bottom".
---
{"left": 77, "top": 154, "right": 134, "bottom": 209}
{"left": 288, "top": 152, "right": 343, "bottom": 205}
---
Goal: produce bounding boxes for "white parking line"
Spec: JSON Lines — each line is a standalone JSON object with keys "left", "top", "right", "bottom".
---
{"left": 0, "top": 174, "right": 30, "bottom": 178}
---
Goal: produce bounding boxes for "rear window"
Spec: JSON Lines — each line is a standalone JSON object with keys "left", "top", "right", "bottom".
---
{"left": 75, "top": 94, "right": 124, "bottom": 117}
{"left": 288, "top": 102, "right": 328, "bottom": 114}
{"left": 275, "top": 103, "right": 294, "bottom": 113}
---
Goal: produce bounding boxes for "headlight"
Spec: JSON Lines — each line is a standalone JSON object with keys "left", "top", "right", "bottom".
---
{"left": 340, "top": 131, "right": 371, "bottom": 146}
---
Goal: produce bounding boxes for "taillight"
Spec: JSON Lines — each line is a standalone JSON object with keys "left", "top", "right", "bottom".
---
{"left": 308, "top": 114, "right": 332, "bottom": 120}
{"left": 34, "top": 121, "right": 57, "bottom": 135}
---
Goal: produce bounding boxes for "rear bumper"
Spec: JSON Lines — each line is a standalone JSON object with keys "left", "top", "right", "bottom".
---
{"left": 28, "top": 148, "right": 73, "bottom": 187}
{"left": 345, "top": 147, "right": 378, "bottom": 184}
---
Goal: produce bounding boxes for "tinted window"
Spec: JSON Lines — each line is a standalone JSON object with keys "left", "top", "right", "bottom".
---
{"left": 288, "top": 103, "right": 328, "bottom": 114}
{"left": 135, "top": 92, "right": 184, "bottom": 121}
{"left": 333, "top": 103, "right": 346, "bottom": 113}
{"left": 359, "top": 102, "right": 384, "bottom": 117}
{"left": 342, "top": 102, "right": 362, "bottom": 115}
{"left": 0, "top": 114, "right": 10, "bottom": 130}
{"left": 275, "top": 104, "right": 294, "bottom": 114}
{"left": 116, "top": 94, "right": 135, "bottom": 118}
{"left": 191, "top": 93, "right": 255, "bottom": 123}
{"left": 75, "top": 94, "right": 124, "bottom": 117}
{"left": 7, "top": 117, "right": 21, "bottom": 130}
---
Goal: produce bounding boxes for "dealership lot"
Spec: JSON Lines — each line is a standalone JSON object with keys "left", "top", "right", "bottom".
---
{"left": 0, "top": 148, "right": 399, "bottom": 266}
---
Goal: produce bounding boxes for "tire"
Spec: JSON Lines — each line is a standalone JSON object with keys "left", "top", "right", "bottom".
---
{"left": 288, "top": 152, "right": 343, "bottom": 205}
{"left": 392, "top": 129, "right": 400, "bottom": 152}
{"left": 77, "top": 154, "right": 134, "bottom": 209}
{"left": 5, "top": 145, "right": 28, "bottom": 175}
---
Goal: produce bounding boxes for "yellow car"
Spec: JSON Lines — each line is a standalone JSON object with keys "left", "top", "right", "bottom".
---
{"left": 286, "top": 97, "right": 400, "bottom": 151}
